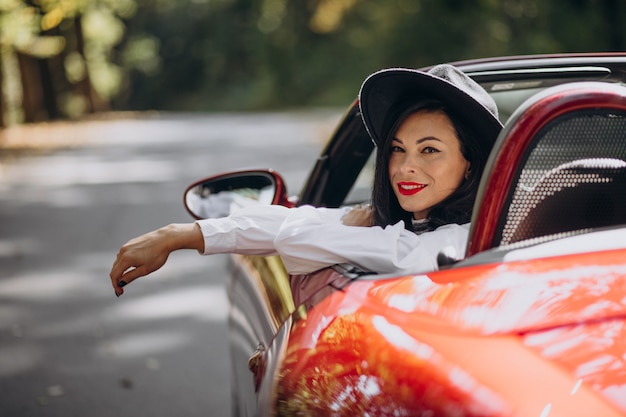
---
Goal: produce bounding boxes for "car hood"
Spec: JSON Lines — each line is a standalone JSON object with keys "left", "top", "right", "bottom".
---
{"left": 274, "top": 247, "right": 626, "bottom": 416}
{"left": 355, "top": 246, "right": 626, "bottom": 336}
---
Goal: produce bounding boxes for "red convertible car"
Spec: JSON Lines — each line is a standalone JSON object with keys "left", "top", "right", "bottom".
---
{"left": 184, "top": 54, "right": 626, "bottom": 417}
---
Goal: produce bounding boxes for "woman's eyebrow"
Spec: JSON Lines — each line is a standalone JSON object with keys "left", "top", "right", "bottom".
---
{"left": 416, "top": 136, "right": 442, "bottom": 144}
{"left": 392, "top": 136, "right": 442, "bottom": 145}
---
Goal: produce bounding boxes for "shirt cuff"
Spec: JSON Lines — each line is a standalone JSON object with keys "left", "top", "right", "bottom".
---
{"left": 195, "top": 218, "right": 237, "bottom": 255}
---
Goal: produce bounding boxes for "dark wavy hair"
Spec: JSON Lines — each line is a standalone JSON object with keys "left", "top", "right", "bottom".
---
{"left": 371, "top": 99, "right": 491, "bottom": 232}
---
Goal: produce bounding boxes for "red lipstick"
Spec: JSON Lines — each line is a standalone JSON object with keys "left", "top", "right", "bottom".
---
{"left": 397, "top": 182, "right": 426, "bottom": 196}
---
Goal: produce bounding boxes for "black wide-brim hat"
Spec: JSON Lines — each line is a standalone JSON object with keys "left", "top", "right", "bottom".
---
{"left": 359, "top": 64, "right": 504, "bottom": 149}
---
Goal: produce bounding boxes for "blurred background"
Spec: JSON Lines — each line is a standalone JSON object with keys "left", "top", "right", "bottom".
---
{"left": 2, "top": 0, "right": 626, "bottom": 127}
{"left": 1, "top": 2, "right": 626, "bottom": 416}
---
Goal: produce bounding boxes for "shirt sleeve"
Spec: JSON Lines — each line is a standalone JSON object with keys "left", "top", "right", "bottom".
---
{"left": 274, "top": 205, "right": 469, "bottom": 275}
{"left": 195, "top": 204, "right": 351, "bottom": 257}
{"left": 195, "top": 205, "right": 287, "bottom": 256}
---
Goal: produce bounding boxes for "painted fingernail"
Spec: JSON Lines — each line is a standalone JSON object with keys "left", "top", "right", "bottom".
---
{"left": 118, "top": 280, "right": 127, "bottom": 288}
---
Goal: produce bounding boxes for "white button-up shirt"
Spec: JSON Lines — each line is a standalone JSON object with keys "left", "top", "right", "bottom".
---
{"left": 196, "top": 205, "right": 469, "bottom": 275}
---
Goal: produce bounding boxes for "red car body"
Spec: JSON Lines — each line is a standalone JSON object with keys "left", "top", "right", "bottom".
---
{"left": 184, "top": 53, "right": 626, "bottom": 416}
{"left": 276, "top": 242, "right": 626, "bottom": 416}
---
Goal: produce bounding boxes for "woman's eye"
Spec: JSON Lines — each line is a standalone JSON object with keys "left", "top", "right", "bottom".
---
{"left": 391, "top": 146, "right": 404, "bottom": 153}
{"left": 422, "top": 146, "right": 439, "bottom": 154}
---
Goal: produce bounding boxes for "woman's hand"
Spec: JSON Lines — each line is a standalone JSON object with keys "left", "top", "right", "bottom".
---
{"left": 341, "top": 204, "right": 374, "bottom": 227}
{"left": 109, "top": 223, "right": 203, "bottom": 296}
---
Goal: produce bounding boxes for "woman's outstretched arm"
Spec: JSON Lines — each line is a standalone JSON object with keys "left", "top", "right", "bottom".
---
{"left": 109, "top": 204, "right": 380, "bottom": 297}
{"left": 109, "top": 204, "right": 294, "bottom": 297}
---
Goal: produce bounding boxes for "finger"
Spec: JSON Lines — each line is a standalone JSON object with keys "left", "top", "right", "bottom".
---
{"left": 111, "top": 254, "right": 168, "bottom": 295}
{"left": 110, "top": 260, "right": 126, "bottom": 282}
{"left": 111, "top": 242, "right": 135, "bottom": 270}
{"left": 110, "top": 252, "right": 142, "bottom": 291}
{"left": 118, "top": 265, "right": 150, "bottom": 287}
{"left": 109, "top": 255, "right": 134, "bottom": 287}
{"left": 110, "top": 266, "right": 144, "bottom": 297}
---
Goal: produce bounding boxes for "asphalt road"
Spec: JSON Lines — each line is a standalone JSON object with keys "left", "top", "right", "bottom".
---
{"left": 0, "top": 111, "right": 339, "bottom": 417}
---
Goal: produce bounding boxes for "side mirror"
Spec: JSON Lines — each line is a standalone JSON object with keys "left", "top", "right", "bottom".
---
{"left": 184, "top": 169, "right": 292, "bottom": 219}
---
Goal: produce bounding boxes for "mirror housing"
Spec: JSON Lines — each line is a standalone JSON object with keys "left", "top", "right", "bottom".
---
{"left": 184, "top": 169, "right": 292, "bottom": 219}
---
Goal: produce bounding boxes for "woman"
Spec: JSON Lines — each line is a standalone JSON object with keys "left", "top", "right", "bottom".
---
{"left": 110, "top": 64, "right": 503, "bottom": 297}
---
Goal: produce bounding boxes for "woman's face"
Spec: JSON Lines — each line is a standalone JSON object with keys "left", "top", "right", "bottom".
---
{"left": 388, "top": 110, "right": 470, "bottom": 220}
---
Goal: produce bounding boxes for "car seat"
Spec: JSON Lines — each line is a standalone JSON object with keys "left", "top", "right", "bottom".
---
{"left": 466, "top": 81, "right": 626, "bottom": 256}
{"left": 508, "top": 158, "right": 626, "bottom": 244}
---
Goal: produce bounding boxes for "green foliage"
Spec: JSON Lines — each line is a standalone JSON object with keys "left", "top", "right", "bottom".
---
{"left": 2, "top": 0, "right": 626, "bottom": 121}
{"left": 116, "top": 0, "right": 626, "bottom": 112}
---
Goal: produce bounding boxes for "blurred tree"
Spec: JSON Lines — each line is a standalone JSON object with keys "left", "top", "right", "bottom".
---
{"left": 0, "top": 0, "right": 63, "bottom": 125}
{"left": 0, "top": 0, "right": 137, "bottom": 125}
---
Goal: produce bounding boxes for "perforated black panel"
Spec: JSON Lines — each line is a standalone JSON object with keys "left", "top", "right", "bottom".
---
{"left": 499, "top": 110, "right": 626, "bottom": 245}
